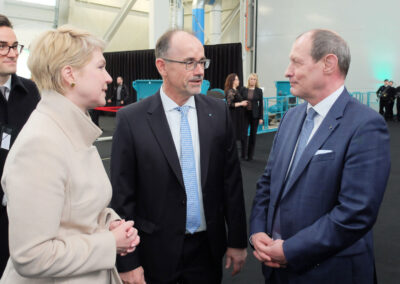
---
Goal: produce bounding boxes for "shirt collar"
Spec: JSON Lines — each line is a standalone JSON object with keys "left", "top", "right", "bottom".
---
{"left": 307, "top": 85, "right": 344, "bottom": 118}
{"left": 160, "top": 85, "right": 196, "bottom": 112}
{"left": 1, "top": 76, "right": 12, "bottom": 90}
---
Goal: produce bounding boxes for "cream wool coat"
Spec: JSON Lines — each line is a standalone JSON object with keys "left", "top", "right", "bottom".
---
{"left": 0, "top": 91, "right": 122, "bottom": 284}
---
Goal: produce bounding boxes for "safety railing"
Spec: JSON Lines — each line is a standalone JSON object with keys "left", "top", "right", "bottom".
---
{"left": 257, "top": 91, "right": 378, "bottom": 133}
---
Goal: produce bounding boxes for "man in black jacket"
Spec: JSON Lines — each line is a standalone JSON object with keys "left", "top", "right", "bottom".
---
{"left": 107, "top": 76, "right": 129, "bottom": 106}
{"left": 0, "top": 14, "right": 40, "bottom": 277}
{"left": 376, "top": 79, "right": 389, "bottom": 117}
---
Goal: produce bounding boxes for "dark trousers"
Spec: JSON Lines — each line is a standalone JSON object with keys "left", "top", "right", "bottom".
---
{"left": 244, "top": 111, "right": 260, "bottom": 160}
{"left": 385, "top": 101, "right": 394, "bottom": 121}
{"left": 145, "top": 232, "right": 222, "bottom": 284}
{"left": 0, "top": 205, "right": 9, "bottom": 277}
{"left": 379, "top": 98, "right": 385, "bottom": 115}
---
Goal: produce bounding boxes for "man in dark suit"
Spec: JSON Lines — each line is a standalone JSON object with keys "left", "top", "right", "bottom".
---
{"left": 111, "top": 30, "right": 247, "bottom": 284}
{"left": 376, "top": 79, "right": 390, "bottom": 117}
{"left": 0, "top": 14, "right": 40, "bottom": 277}
{"left": 107, "top": 76, "right": 129, "bottom": 106}
{"left": 249, "top": 29, "right": 390, "bottom": 283}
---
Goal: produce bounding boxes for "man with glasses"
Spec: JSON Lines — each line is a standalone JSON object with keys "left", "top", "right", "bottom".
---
{"left": 0, "top": 14, "right": 40, "bottom": 277}
{"left": 111, "top": 30, "right": 247, "bottom": 283}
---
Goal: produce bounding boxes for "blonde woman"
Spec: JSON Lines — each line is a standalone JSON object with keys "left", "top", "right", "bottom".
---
{"left": 240, "top": 73, "right": 263, "bottom": 161}
{"left": 0, "top": 26, "right": 139, "bottom": 284}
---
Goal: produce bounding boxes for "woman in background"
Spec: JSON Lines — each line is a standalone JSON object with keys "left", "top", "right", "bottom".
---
{"left": 0, "top": 26, "right": 139, "bottom": 284}
{"left": 225, "top": 73, "right": 248, "bottom": 159}
{"left": 241, "top": 73, "right": 264, "bottom": 161}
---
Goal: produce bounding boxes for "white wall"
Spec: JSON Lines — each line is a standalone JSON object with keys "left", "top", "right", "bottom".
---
{"left": 256, "top": 0, "right": 400, "bottom": 97}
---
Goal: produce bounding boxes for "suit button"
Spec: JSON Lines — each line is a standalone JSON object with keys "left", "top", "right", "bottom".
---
{"left": 182, "top": 200, "right": 186, "bottom": 205}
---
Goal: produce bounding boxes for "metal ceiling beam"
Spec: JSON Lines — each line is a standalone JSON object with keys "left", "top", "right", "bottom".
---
{"left": 103, "top": 0, "right": 137, "bottom": 42}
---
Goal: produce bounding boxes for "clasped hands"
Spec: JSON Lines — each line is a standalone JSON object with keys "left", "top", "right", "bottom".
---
{"left": 252, "top": 232, "right": 287, "bottom": 268}
{"left": 110, "top": 219, "right": 140, "bottom": 256}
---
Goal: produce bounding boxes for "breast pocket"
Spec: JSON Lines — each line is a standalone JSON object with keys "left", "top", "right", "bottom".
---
{"left": 311, "top": 151, "right": 335, "bottom": 162}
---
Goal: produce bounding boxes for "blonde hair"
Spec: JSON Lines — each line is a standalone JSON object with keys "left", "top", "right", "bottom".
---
{"left": 28, "top": 25, "right": 106, "bottom": 94}
{"left": 246, "top": 73, "right": 259, "bottom": 88}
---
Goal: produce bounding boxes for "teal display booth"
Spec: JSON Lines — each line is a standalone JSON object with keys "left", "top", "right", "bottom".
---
{"left": 133, "top": 79, "right": 210, "bottom": 101}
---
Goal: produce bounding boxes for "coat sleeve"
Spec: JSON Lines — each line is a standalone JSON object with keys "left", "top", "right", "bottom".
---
{"left": 110, "top": 110, "right": 141, "bottom": 272}
{"left": 222, "top": 103, "right": 248, "bottom": 248}
{"left": 283, "top": 115, "right": 391, "bottom": 272}
{"left": 249, "top": 111, "right": 286, "bottom": 236}
{"left": 2, "top": 132, "right": 116, "bottom": 278}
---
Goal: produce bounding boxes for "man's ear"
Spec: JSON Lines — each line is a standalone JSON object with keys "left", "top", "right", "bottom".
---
{"left": 155, "top": 58, "right": 167, "bottom": 78}
{"left": 61, "top": 65, "right": 75, "bottom": 87}
{"left": 323, "top": 54, "right": 338, "bottom": 75}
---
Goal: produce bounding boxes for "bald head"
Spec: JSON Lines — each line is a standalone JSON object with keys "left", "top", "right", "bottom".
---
{"left": 155, "top": 30, "right": 202, "bottom": 59}
{"left": 298, "top": 29, "right": 351, "bottom": 77}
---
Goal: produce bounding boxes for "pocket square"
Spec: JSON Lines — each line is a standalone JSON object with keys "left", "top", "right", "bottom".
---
{"left": 315, "top": 149, "right": 333, "bottom": 155}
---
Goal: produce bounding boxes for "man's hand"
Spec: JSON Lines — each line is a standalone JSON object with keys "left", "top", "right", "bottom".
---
{"left": 263, "top": 239, "right": 287, "bottom": 268}
{"left": 119, "top": 266, "right": 146, "bottom": 284}
{"left": 225, "top": 247, "right": 247, "bottom": 276}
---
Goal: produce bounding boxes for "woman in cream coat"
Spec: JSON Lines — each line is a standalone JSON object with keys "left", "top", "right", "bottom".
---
{"left": 0, "top": 26, "right": 139, "bottom": 284}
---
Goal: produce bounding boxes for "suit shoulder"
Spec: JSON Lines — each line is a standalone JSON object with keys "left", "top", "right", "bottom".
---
{"left": 346, "top": 97, "right": 383, "bottom": 122}
{"left": 117, "top": 92, "right": 157, "bottom": 117}
{"left": 196, "top": 94, "right": 226, "bottom": 109}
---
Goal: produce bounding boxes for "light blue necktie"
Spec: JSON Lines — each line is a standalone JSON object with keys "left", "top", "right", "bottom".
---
{"left": 176, "top": 105, "right": 201, "bottom": 234}
{"left": 272, "top": 108, "right": 317, "bottom": 239}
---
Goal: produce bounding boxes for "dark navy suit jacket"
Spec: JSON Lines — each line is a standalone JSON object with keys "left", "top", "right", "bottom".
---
{"left": 111, "top": 91, "right": 247, "bottom": 282}
{"left": 250, "top": 89, "right": 390, "bottom": 283}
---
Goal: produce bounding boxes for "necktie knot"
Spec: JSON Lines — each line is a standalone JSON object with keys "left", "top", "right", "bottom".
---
{"left": 306, "top": 108, "right": 317, "bottom": 122}
{"left": 0, "top": 86, "right": 8, "bottom": 99}
{"left": 176, "top": 105, "right": 190, "bottom": 117}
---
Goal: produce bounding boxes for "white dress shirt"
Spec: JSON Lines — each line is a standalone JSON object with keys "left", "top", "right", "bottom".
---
{"left": 286, "top": 85, "right": 344, "bottom": 179}
{"left": 159, "top": 86, "right": 207, "bottom": 232}
{"left": 1, "top": 76, "right": 12, "bottom": 101}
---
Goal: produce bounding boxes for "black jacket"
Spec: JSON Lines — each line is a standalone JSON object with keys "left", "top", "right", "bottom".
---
{"left": 241, "top": 87, "right": 264, "bottom": 119}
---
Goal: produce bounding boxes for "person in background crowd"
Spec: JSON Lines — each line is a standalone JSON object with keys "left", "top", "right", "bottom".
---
{"left": 386, "top": 80, "right": 396, "bottom": 121}
{"left": 0, "top": 14, "right": 40, "bottom": 277}
{"left": 0, "top": 26, "right": 139, "bottom": 283}
{"left": 110, "top": 30, "right": 247, "bottom": 284}
{"left": 225, "top": 73, "right": 248, "bottom": 159}
{"left": 376, "top": 79, "right": 390, "bottom": 118}
{"left": 250, "top": 29, "right": 390, "bottom": 284}
{"left": 108, "top": 76, "right": 129, "bottom": 106}
{"left": 395, "top": 85, "right": 400, "bottom": 121}
{"left": 240, "top": 73, "right": 264, "bottom": 161}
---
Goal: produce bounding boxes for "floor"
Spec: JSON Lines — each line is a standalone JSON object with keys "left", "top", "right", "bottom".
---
{"left": 96, "top": 114, "right": 399, "bottom": 284}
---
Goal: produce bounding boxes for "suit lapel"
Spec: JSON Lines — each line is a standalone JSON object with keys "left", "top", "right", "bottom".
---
{"left": 270, "top": 104, "right": 307, "bottom": 207}
{"left": 146, "top": 92, "right": 185, "bottom": 189}
{"left": 281, "top": 90, "right": 350, "bottom": 200}
{"left": 195, "top": 95, "right": 211, "bottom": 189}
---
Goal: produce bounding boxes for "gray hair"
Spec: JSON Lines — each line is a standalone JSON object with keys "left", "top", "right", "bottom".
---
{"left": 301, "top": 29, "right": 351, "bottom": 77}
{"left": 155, "top": 29, "right": 196, "bottom": 59}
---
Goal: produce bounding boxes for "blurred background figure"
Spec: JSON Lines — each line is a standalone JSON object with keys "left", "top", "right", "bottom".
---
{"left": 0, "top": 14, "right": 40, "bottom": 278}
{"left": 225, "top": 73, "right": 248, "bottom": 159}
{"left": 0, "top": 26, "right": 139, "bottom": 283}
{"left": 240, "top": 73, "right": 264, "bottom": 161}
{"left": 107, "top": 76, "right": 129, "bottom": 106}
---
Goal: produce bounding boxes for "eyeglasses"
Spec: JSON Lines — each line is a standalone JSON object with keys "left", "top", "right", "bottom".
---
{"left": 162, "top": 58, "right": 211, "bottom": 70}
{"left": 0, "top": 43, "right": 24, "bottom": 56}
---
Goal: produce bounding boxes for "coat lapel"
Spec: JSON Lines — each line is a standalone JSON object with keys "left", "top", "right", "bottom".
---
{"left": 270, "top": 104, "right": 307, "bottom": 207}
{"left": 281, "top": 89, "right": 350, "bottom": 200}
{"left": 146, "top": 92, "right": 185, "bottom": 189}
{"left": 195, "top": 95, "right": 211, "bottom": 189}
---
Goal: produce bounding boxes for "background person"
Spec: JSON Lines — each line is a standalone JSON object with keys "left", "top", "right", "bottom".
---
{"left": 0, "top": 26, "right": 139, "bottom": 283}
{"left": 110, "top": 30, "right": 247, "bottom": 284}
{"left": 250, "top": 29, "right": 390, "bottom": 283}
{"left": 240, "top": 73, "right": 264, "bottom": 161}
{"left": 0, "top": 14, "right": 40, "bottom": 277}
{"left": 225, "top": 73, "right": 248, "bottom": 159}
{"left": 108, "top": 76, "right": 129, "bottom": 106}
